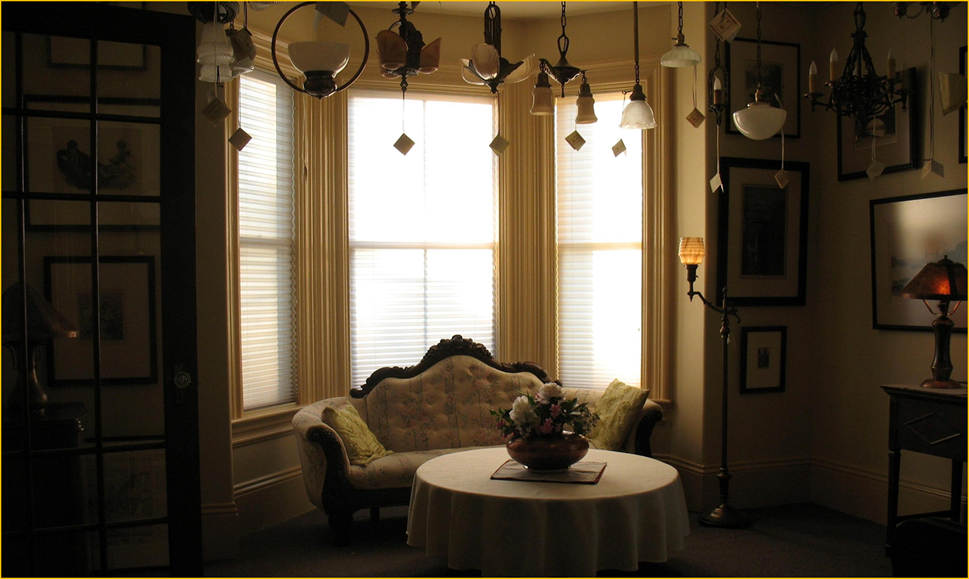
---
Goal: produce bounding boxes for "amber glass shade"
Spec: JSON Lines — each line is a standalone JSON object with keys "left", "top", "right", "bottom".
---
{"left": 900, "top": 257, "right": 968, "bottom": 301}
{"left": 678, "top": 237, "right": 705, "bottom": 266}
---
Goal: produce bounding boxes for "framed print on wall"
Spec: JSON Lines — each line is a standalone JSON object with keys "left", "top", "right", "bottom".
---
{"left": 43, "top": 255, "right": 158, "bottom": 386}
{"left": 717, "top": 157, "right": 810, "bottom": 307}
{"left": 740, "top": 326, "right": 787, "bottom": 394}
{"left": 960, "top": 46, "right": 966, "bottom": 165}
{"left": 725, "top": 37, "right": 800, "bottom": 138}
{"left": 837, "top": 68, "right": 918, "bottom": 181}
{"left": 869, "top": 189, "right": 968, "bottom": 333}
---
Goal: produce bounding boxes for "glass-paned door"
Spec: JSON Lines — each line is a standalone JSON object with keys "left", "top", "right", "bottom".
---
{"left": 2, "top": 3, "right": 201, "bottom": 575}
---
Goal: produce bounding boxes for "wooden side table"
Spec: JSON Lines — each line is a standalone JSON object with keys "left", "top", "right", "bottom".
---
{"left": 882, "top": 384, "right": 967, "bottom": 554}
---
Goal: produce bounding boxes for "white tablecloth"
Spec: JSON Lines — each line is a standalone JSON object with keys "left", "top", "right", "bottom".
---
{"left": 406, "top": 447, "right": 690, "bottom": 576}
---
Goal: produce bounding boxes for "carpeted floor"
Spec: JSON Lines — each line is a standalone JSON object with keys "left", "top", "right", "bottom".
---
{"left": 206, "top": 502, "right": 893, "bottom": 577}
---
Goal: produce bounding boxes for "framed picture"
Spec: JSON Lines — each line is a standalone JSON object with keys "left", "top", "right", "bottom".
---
{"left": 717, "top": 157, "right": 810, "bottom": 307}
{"left": 869, "top": 189, "right": 967, "bottom": 333}
{"left": 725, "top": 37, "right": 800, "bottom": 138}
{"left": 837, "top": 68, "right": 918, "bottom": 181}
{"left": 740, "top": 326, "right": 787, "bottom": 394}
{"left": 960, "top": 46, "right": 966, "bottom": 165}
{"left": 44, "top": 255, "right": 158, "bottom": 386}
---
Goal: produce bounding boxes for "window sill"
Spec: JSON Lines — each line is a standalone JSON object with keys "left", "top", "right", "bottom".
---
{"left": 231, "top": 404, "right": 301, "bottom": 448}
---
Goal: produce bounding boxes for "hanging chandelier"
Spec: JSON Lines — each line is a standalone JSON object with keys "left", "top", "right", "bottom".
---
{"left": 462, "top": 1, "right": 533, "bottom": 94}
{"left": 732, "top": 2, "right": 786, "bottom": 140}
{"left": 376, "top": 2, "right": 442, "bottom": 96}
{"left": 804, "top": 3, "right": 910, "bottom": 138}
{"left": 620, "top": 1, "right": 656, "bottom": 130}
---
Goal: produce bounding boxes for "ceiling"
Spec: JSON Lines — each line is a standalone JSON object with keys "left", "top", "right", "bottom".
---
{"left": 349, "top": 1, "right": 658, "bottom": 21}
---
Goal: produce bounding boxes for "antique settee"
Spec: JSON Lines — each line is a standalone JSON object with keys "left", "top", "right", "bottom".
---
{"left": 293, "top": 335, "right": 664, "bottom": 544}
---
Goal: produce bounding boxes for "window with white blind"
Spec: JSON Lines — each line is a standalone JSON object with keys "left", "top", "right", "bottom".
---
{"left": 556, "top": 93, "right": 643, "bottom": 389}
{"left": 348, "top": 90, "right": 497, "bottom": 387}
{"left": 238, "top": 70, "right": 297, "bottom": 410}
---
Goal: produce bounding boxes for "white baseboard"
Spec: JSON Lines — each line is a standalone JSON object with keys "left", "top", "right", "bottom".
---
{"left": 201, "top": 502, "right": 240, "bottom": 562}
{"left": 233, "top": 465, "right": 316, "bottom": 536}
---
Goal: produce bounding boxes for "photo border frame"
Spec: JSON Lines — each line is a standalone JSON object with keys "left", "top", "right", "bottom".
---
{"left": 740, "top": 325, "right": 787, "bottom": 394}
{"left": 717, "top": 156, "right": 811, "bottom": 307}
{"left": 959, "top": 46, "right": 966, "bottom": 165}
{"left": 725, "top": 37, "right": 801, "bottom": 139}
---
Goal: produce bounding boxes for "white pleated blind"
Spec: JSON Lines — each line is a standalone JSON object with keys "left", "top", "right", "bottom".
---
{"left": 238, "top": 71, "right": 297, "bottom": 410}
{"left": 348, "top": 90, "right": 497, "bottom": 387}
{"left": 556, "top": 94, "right": 643, "bottom": 389}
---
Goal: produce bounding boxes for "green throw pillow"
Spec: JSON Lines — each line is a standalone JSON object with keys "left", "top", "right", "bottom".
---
{"left": 321, "top": 404, "right": 393, "bottom": 466}
{"left": 588, "top": 379, "right": 650, "bottom": 451}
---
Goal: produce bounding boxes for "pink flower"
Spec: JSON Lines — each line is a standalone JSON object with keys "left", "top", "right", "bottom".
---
{"left": 540, "top": 418, "right": 554, "bottom": 434}
{"left": 550, "top": 403, "right": 561, "bottom": 418}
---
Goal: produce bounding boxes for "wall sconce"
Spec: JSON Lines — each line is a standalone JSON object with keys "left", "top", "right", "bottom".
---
{"left": 620, "top": 1, "right": 656, "bottom": 130}
{"left": 271, "top": 2, "right": 369, "bottom": 99}
{"left": 732, "top": 3, "right": 786, "bottom": 140}
{"left": 678, "top": 237, "right": 749, "bottom": 529}
{"left": 900, "top": 256, "right": 967, "bottom": 389}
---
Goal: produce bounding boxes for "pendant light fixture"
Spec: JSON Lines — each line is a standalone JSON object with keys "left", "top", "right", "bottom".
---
{"left": 377, "top": 2, "right": 442, "bottom": 97}
{"left": 661, "top": 2, "right": 701, "bottom": 68}
{"left": 575, "top": 72, "right": 597, "bottom": 124}
{"left": 731, "top": 3, "right": 786, "bottom": 140}
{"left": 532, "top": 0, "right": 595, "bottom": 123}
{"left": 462, "top": 1, "right": 533, "bottom": 94}
{"left": 620, "top": 1, "right": 656, "bottom": 130}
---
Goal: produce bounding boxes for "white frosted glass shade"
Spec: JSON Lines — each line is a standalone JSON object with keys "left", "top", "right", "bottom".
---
{"left": 504, "top": 54, "right": 535, "bottom": 84}
{"left": 732, "top": 101, "right": 787, "bottom": 140}
{"left": 531, "top": 85, "right": 553, "bottom": 115}
{"left": 678, "top": 237, "right": 705, "bottom": 265}
{"left": 620, "top": 99, "right": 656, "bottom": 129}
{"left": 575, "top": 95, "right": 597, "bottom": 124}
{"left": 199, "top": 63, "right": 232, "bottom": 83}
{"left": 197, "top": 21, "right": 233, "bottom": 66}
{"left": 460, "top": 60, "right": 487, "bottom": 85}
{"left": 470, "top": 43, "right": 500, "bottom": 80}
{"left": 289, "top": 41, "right": 349, "bottom": 75}
{"left": 660, "top": 44, "right": 701, "bottom": 68}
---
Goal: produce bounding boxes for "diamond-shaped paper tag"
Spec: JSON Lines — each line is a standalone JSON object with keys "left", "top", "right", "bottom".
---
{"left": 612, "top": 139, "right": 627, "bottom": 157}
{"left": 394, "top": 133, "right": 415, "bottom": 156}
{"left": 920, "top": 158, "right": 944, "bottom": 180}
{"left": 774, "top": 169, "right": 790, "bottom": 189}
{"left": 708, "top": 8, "right": 741, "bottom": 43}
{"left": 866, "top": 160, "right": 886, "bottom": 181}
{"left": 489, "top": 134, "right": 510, "bottom": 155}
{"left": 686, "top": 108, "right": 706, "bottom": 128}
{"left": 202, "top": 95, "right": 231, "bottom": 126}
{"left": 709, "top": 173, "right": 722, "bottom": 193}
{"left": 565, "top": 130, "right": 586, "bottom": 151}
{"left": 316, "top": 1, "right": 349, "bottom": 27}
{"left": 229, "top": 127, "right": 252, "bottom": 151}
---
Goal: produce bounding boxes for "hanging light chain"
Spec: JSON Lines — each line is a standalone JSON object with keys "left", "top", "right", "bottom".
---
{"left": 557, "top": 1, "right": 570, "bottom": 58}
{"left": 712, "top": 2, "right": 721, "bottom": 68}
{"left": 755, "top": 2, "right": 763, "bottom": 91}
{"left": 677, "top": 1, "right": 684, "bottom": 36}
{"left": 633, "top": 0, "right": 640, "bottom": 84}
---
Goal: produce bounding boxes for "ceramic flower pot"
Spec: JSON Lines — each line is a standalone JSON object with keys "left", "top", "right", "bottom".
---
{"left": 506, "top": 432, "right": 589, "bottom": 471}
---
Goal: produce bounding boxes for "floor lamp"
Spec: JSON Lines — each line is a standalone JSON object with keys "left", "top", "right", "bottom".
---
{"left": 678, "top": 237, "right": 750, "bottom": 528}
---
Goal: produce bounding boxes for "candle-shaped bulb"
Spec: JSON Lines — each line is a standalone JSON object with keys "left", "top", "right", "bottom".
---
{"left": 829, "top": 48, "right": 839, "bottom": 81}
{"left": 714, "top": 77, "right": 722, "bottom": 91}
{"left": 712, "top": 76, "right": 723, "bottom": 104}
{"left": 809, "top": 61, "right": 817, "bottom": 93}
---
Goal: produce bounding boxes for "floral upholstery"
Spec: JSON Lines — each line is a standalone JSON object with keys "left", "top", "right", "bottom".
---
{"left": 365, "top": 356, "right": 544, "bottom": 452}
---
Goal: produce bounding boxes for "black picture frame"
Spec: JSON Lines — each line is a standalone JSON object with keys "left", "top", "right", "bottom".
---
{"left": 44, "top": 255, "right": 158, "bottom": 386}
{"left": 960, "top": 46, "right": 966, "bottom": 165}
{"left": 717, "top": 157, "right": 810, "bottom": 307}
{"left": 869, "top": 189, "right": 967, "bottom": 333}
{"left": 725, "top": 37, "right": 801, "bottom": 139}
{"left": 740, "top": 326, "right": 787, "bottom": 394}
{"left": 837, "top": 68, "right": 918, "bottom": 181}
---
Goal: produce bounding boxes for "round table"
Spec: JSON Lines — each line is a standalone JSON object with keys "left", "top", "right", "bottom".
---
{"left": 406, "top": 447, "right": 690, "bottom": 576}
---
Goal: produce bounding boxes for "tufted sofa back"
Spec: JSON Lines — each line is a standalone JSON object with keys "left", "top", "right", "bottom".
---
{"left": 364, "top": 355, "right": 544, "bottom": 452}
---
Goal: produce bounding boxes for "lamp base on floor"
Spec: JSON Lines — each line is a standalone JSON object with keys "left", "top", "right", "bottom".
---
{"left": 699, "top": 503, "right": 750, "bottom": 528}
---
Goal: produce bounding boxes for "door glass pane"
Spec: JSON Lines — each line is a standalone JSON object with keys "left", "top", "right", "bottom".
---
{"left": 22, "top": 34, "right": 91, "bottom": 112}
{"left": 1, "top": 458, "right": 30, "bottom": 532}
{"left": 32, "top": 453, "right": 97, "bottom": 529}
{"left": 2, "top": 32, "right": 16, "bottom": 108}
{"left": 34, "top": 531, "right": 99, "bottom": 576}
{"left": 106, "top": 523, "right": 169, "bottom": 571}
{"left": 97, "top": 121, "right": 160, "bottom": 197}
{"left": 26, "top": 116, "right": 91, "bottom": 194}
{"left": 99, "top": 42, "right": 161, "bottom": 119}
{"left": 104, "top": 449, "right": 167, "bottom": 523}
{"left": 3, "top": 115, "right": 17, "bottom": 192}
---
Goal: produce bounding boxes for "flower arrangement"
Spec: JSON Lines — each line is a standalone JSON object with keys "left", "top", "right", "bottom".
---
{"left": 490, "top": 382, "right": 598, "bottom": 441}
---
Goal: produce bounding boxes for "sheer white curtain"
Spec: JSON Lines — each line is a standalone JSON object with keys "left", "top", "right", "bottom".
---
{"left": 238, "top": 71, "right": 297, "bottom": 409}
{"left": 348, "top": 90, "right": 497, "bottom": 387}
{"left": 556, "top": 94, "right": 643, "bottom": 389}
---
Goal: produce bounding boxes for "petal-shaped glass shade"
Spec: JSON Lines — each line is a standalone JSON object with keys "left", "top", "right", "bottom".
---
{"left": 197, "top": 20, "right": 234, "bottom": 66}
{"left": 660, "top": 44, "right": 702, "bottom": 68}
{"left": 678, "top": 237, "right": 705, "bottom": 265}
{"left": 419, "top": 38, "right": 442, "bottom": 74}
{"left": 620, "top": 99, "right": 656, "bottom": 129}
{"left": 503, "top": 54, "right": 535, "bottom": 84}
{"left": 575, "top": 95, "right": 597, "bottom": 124}
{"left": 376, "top": 30, "right": 407, "bottom": 70}
{"left": 470, "top": 43, "right": 500, "bottom": 80}
{"left": 460, "top": 60, "right": 487, "bottom": 85}
{"left": 732, "top": 101, "right": 787, "bottom": 140}
{"left": 289, "top": 41, "right": 350, "bottom": 75}
{"left": 531, "top": 85, "right": 554, "bottom": 115}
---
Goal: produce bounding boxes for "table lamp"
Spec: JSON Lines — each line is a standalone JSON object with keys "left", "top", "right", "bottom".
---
{"left": 3, "top": 282, "right": 78, "bottom": 413}
{"left": 900, "top": 256, "right": 967, "bottom": 389}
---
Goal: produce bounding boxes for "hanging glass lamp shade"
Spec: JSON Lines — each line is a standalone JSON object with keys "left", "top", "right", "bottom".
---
{"left": 530, "top": 71, "right": 554, "bottom": 116}
{"left": 575, "top": 75, "right": 597, "bottom": 124}
{"left": 660, "top": 42, "right": 701, "bottom": 68}
{"left": 732, "top": 101, "right": 786, "bottom": 140}
{"left": 289, "top": 41, "right": 350, "bottom": 75}
{"left": 620, "top": 83, "right": 656, "bottom": 129}
{"left": 197, "top": 19, "right": 234, "bottom": 82}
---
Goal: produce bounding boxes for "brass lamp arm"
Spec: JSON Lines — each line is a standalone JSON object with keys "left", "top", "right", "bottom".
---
{"left": 689, "top": 289, "right": 741, "bottom": 324}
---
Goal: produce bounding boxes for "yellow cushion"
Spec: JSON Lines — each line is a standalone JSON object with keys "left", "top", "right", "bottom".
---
{"left": 322, "top": 404, "right": 393, "bottom": 466}
{"left": 588, "top": 379, "right": 649, "bottom": 451}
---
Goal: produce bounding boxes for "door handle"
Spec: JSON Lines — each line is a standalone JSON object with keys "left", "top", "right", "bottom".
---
{"left": 173, "top": 365, "right": 193, "bottom": 405}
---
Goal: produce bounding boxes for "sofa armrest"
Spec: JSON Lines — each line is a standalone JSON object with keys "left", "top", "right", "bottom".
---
{"left": 625, "top": 399, "right": 663, "bottom": 457}
{"left": 292, "top": 399, "right": 353, "bottom": 512}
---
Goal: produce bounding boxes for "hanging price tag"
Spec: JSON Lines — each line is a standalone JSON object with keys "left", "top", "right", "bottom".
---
{"left": 708, "top": 9, "right": 741, "bottom": 43}
{"left": 612, "top": 139, "right": 627, "bottom": 157}
{"left": 774, "top": 169, "right": 790, "bottom": 189}
{"left": 489, "top": 134, "right": 510, "bottom": 155}
{"left": 920, "top": 159, "right": 944, "bottom": 180}
{"left": 202, "top": 95, "right": 231, "bottom": 126}
{"left": 229, "top": 127, "right": 252, "bottom": 151}
{"left": 565, "top": 131, "right": 586, "bottom": 151}
{"left": 709, "top": 173, "right": 722, "bottom": 193}
{"left": 394, "top": 133, "right": 415, "bottom": 156}
{"left": 316, "top": 1, "right": 349, "bottom": 27}
{"left": 686, "top": 108, "right": 706, "bottom": 128}
{"left": 866, "top": 160, "right": 886, "bottom": 181}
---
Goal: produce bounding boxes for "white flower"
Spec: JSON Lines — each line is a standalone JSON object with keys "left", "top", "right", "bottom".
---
{"left": 509, "top": 395, "right": 537, "bottom": 425}
{"left": 535, "top": 382, "right": 564, "bottom": 403}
